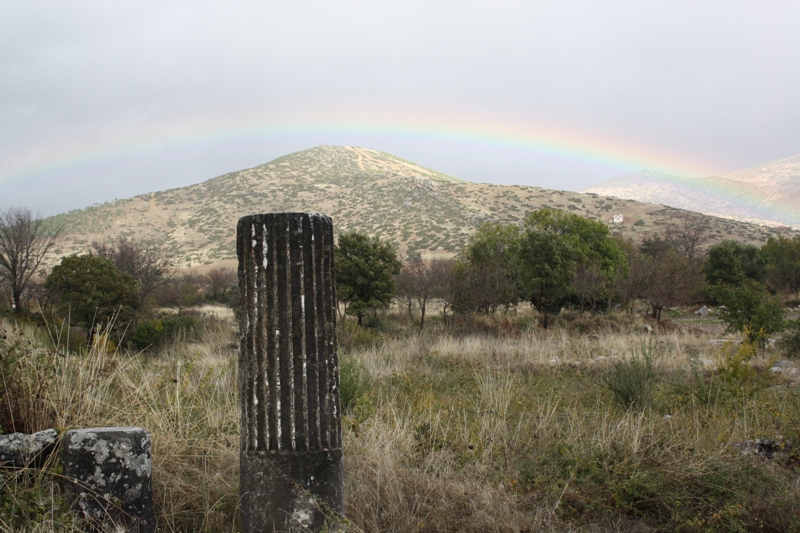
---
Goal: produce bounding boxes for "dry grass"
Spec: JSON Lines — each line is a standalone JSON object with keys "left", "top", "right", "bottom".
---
{"left": 2, "top": 309, "right": 800, "bottom": 532}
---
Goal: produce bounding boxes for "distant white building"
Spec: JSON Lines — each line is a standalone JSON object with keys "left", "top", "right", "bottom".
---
{"left": 612, "top": 214, "right": 624, "bottom": 224}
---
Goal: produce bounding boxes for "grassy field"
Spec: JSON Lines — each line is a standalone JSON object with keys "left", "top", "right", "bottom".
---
{"left": 2, "top": 307, "right": 800, "bottom": 532}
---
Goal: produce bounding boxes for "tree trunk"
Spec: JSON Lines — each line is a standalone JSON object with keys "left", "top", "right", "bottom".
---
{"left": 12, "top": 288, "right": 22, "bottom": 315}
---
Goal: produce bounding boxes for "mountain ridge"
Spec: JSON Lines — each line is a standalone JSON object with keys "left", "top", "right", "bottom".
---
{"left": 583, "top": 154, "right": 800, "bottom": 228}
{"left": 48, "top": 146, "right": 795, "bottom": 268}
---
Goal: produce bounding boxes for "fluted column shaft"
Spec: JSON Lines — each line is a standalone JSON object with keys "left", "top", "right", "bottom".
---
{"left": 238, "top": 213, "right": 343, "bottom": 533}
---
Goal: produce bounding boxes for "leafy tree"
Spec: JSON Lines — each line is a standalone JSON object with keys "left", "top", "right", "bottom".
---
{"left": 518, "top": 228, "right": 575, "bottom": 328}
{"left": 45, "top": 254, "right": 139, "bottom": 332}
{"left": 0, "top": 207, "right": 62, "bottom": 314}
{"left": 780, "top": 319, "right": 800, "bottom": 359}
{"left": 335, "top": 232, "right": 401, "bottom": 325}
{"left": 638, "top": 235, "right": 672, "bottom": 258}
{"left": 451, "top": 223, "right": 521, "bottom": 314}
{"left": 518, "top": 209, "right": 626, "bottom": 326}
{"left": 761, "top": 235, "right": 800, "bottom": 294}
{"left": 524, "top": 208, "right": 627, "bottom": 277}
{"left": 710, "top": 279, "right": 785, "bottom": 343}
{"left": 702, "top": 240, "right": 765, "bottom": 287}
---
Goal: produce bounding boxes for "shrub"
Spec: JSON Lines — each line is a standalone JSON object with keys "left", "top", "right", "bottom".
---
{"left": 711, "top": 280, "right": 785, "bottom": 343}
{"left": 717, "top": 334, "right": 759, "bottom": 387}
{"left": 337, "top": 319, "right": 384, "bottom": 352}
{"left": 0, "top": 464, "right": 83, "bottom": 529}
{"left": 683, "top": 334, "right": 771, "bottom": 404}
{"left": 780, "top": 319, "right": 800, "bottom": 359}
{"left": 130, "top": 314, "right": 204, "bottom": 351}
{"left": 602, "top": 341, "right": 662, "bottom": 408}
{"left": 130, "top": 319, "right": 166, "bottom": 350}
{"left": 45, "top": 254, "right": 139, "bottom": 337}
{"left": 338, "top": 351, "right": 372, "bottom": 414}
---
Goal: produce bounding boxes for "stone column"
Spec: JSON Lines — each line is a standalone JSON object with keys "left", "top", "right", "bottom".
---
{"left": 237, "top": 213, "right": 344, "bottom": 532}
{"left": 62, "top": 427, "right": 154, "bottom": 533}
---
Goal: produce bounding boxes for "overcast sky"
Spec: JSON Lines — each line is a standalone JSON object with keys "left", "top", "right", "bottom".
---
{"left": 2, "top": 1, "right": 799, "bottom": 216}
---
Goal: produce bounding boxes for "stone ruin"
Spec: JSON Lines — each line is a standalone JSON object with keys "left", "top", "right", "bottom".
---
{"left": 0, "top": 427, "right": 154, "bottom": 533}
{"left": 0, "top": 212, "right": 344, "bottom": 532}
{"left": 237, "top": 212, "right": 345, "bottom": 532}
{"left": 63, "top": 427, "right": 154, "bottom": 533}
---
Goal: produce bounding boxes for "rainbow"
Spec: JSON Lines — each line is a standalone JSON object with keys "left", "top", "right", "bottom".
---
{"left": 1, "top": 107, "right": 729, "bottom": 194}
{"left": 12, "top": 108, "right": 798, "bottom": 226}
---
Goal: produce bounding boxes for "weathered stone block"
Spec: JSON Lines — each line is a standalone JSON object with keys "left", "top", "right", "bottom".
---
{"left": 238, "top": 213, "right": 344, "bottom": 532}
{"left": 241, "top": 449, "right": 344, "bottom": 531}
{"left": 63, "top": 427, "right": 154, "bottom": 533}
{"left": 0, "top": 428, "right": 58, "bottom": 468}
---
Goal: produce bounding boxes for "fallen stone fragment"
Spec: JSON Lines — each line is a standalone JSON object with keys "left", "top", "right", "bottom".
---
{"left": 733, "top": 437, "right": 794, "bottom": 460}
{"left": 63, "top": 427, "right": 154, "bottom": 533}
{"left": 0, "top": 428, "right": 58, "bottom": 468}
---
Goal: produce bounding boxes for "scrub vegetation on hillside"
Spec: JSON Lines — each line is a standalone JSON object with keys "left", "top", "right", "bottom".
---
{"left": 47, "top": 146, "right": 797, "bottom": 267}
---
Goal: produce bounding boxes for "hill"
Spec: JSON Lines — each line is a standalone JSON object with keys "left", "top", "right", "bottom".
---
{"left": 583, "top": 155, "right": 800, "bottom": 229}
{"left": 48, "top": 146, "right": 795, "bottom": 267}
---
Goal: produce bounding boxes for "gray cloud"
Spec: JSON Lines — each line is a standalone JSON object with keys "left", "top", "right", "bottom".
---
{"left": 2, "top": 1, "right": 800, "bottom": 215}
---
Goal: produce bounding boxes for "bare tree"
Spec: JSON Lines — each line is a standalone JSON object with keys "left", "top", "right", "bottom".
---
{"left": 398, "top": 256, "right": 456, "bottom": 331}
{"left": 92, "top": 237, "right": 174, "bottom": 309}
{"left": 0, "top": 207, "right": 62, "bottom": 314}
{"left": 573, "top": 259, "right": 606, "bottom": 312}
{"left": 633, "top": 242, "right": 703, "bottom": 321}
{"left": 429, "top": 259, "right": 455, "bottom": 324}
{"left": 156, "top": 273, "right": 205, "bottom": 315}
{"left": 395, "top": 264, "right": 417, "bottom": 321}
{"left": 397, "top": 255, "right": 436, "bottom": 331}
{"left": 613, "top": 239, "right": 643, "bottom": 314}
{"left": 662, "top": 211, "right": 711, "bottom": 261}
{"left": 206, "top": 267, "right": 237, "bottom": 302}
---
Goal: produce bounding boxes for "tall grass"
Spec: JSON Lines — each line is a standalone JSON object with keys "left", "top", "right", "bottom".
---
{"left": 2, "top": 309, "right": 799, "bottom": 531}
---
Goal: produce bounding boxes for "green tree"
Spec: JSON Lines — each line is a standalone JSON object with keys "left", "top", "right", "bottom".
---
{"left": 45, "top": 254, "right": 139, "bottom": 333}
{"left": 335, "top": 232, "right": 401, "bottom": 325}
{"left": 524, "top": 208, "right": 627, "bottom": 277}
{"left": 710, "top": 279, "right": 785, "bottom": 343}
{"left": 451, "top": 223, "right": 521, "bottom": 314}
{"left": 518, "top": 229, "right": 575, "bottom": 328}
{"left": 702, "top": 239, "right": 765, "bottom": 287}
{"left": 761, "top": 235, "right": 800, "bottom": 294}
{"left": 519, "top": 209, "right": 626, "bottom": 326}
